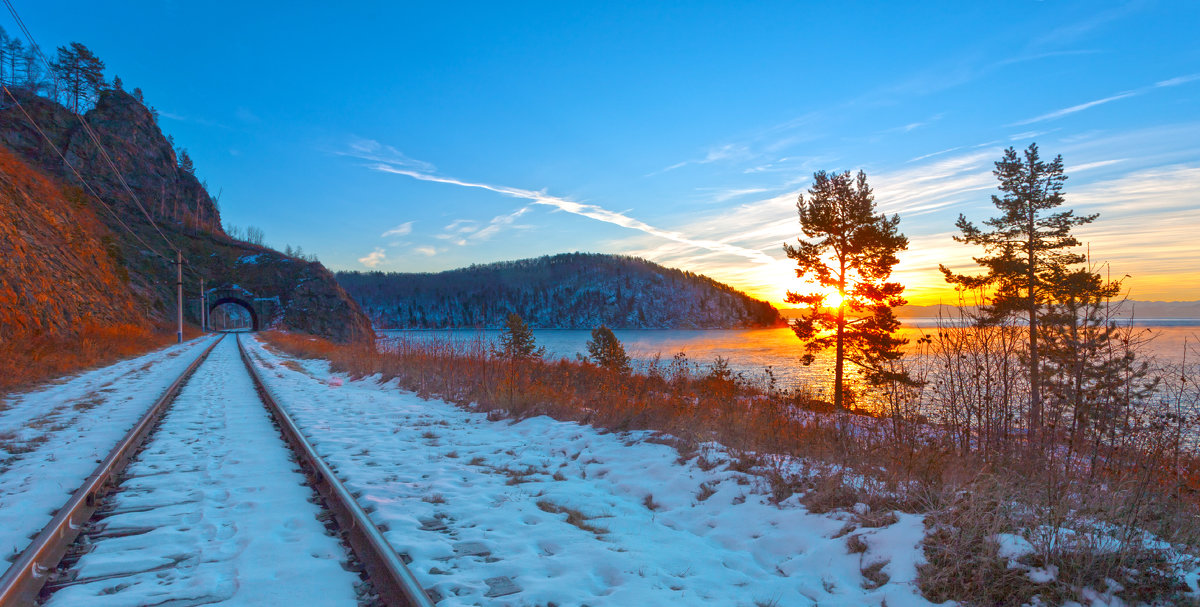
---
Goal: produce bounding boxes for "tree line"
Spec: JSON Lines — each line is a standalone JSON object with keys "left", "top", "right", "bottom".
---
{"left": 2, "top": 28, "right": 107, "bottom": 113}
{"left": 0, "top": 28, "right": 199, "bottom": 177}
{"left": 337, "top": 253, "right": 782, "bottom": 329}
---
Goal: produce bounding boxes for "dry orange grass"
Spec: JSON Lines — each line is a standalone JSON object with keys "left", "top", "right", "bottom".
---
{"left": 260, "top": 330, "right": 930, "bottom": 479}
{"left": 262, "top": 330, "right": 1200, "bottom": 605}
{"left": 0, "top": 322, "right": 204, "bottom": 397}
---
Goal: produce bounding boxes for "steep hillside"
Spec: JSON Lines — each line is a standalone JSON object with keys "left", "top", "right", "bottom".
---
{"left": 337, "top": 253, "right": 783, "bottom": 329}
{"left": 0, "top": 146, "right": 138, "bottom": 336}
{"left": 0, "top": 84, "right": 371, "bottom": 343}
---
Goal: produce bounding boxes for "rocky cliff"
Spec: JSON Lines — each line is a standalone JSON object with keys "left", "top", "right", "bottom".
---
{"left": 0, "top": 87, "right": 372, "bottom": 342}
{"left": 0, "top": 145, "right": 139, "bottom": 337}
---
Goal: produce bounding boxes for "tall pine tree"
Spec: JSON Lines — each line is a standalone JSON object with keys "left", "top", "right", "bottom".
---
{"left": 784, "top": 170, "right": 910, "bottom": 410}
{"left": 940, "top": 143, "right": 1097, "bottom": 439}
{"left": 50, "top": 42, "right": 105, "bottom": 113}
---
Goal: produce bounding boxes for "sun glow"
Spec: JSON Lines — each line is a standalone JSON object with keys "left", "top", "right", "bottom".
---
{"left": 824, "top": 291, "right": 845, "bottom": 308}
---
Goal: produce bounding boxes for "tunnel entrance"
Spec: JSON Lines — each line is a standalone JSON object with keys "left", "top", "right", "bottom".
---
{"left": 208, "top": 297, "right": 259, "bottom": 332}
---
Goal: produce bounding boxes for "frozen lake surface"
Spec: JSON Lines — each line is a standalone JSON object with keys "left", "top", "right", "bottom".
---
{"left": 382, "top": 319, "right": 1200, "bottom": 395}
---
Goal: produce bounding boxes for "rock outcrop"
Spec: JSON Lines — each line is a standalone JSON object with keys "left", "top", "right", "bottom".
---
{"left": 0, "top": 87, "right": 372, "bottom": 342}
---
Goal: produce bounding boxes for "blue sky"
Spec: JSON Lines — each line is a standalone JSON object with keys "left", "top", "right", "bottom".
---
{"left": 15, "top": 1, "right": 1200, "bottom": 304}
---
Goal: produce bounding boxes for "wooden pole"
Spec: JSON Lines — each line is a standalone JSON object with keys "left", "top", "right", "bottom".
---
{"left": 176, "top": 251, "right": 183, "bottom": 343}
{"left": 200, "top": 278, "right": 206, "bottom": 332}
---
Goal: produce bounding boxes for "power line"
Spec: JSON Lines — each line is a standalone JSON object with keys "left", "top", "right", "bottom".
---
{"left": 2, "top": 84, "right": 169, "bottom": 260}
{"left": 4, "top": 0, "right": 182, "bottom": 259}
{"left": 4, "top": 0, "right": 211, "bottom": 286}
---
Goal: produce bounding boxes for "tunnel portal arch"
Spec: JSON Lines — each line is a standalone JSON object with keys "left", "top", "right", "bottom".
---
{"left": 208, "top": 297, "right": 259, "bottom": 331}
{"left": 199, "top": 286, "right": 279, "bottom": 332}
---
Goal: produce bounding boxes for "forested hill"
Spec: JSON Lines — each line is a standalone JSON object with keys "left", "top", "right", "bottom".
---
{"left": 336, "top": 253, "right": 784, "bottom": 329}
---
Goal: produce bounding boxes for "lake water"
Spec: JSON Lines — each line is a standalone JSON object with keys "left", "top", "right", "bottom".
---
{"left": 380, "top": 319, "right": 1200, "bottom": 396}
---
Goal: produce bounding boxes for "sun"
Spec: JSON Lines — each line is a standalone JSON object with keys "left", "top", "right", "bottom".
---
{"left": 824, "top": 290, "right": 845, "bottom": 308}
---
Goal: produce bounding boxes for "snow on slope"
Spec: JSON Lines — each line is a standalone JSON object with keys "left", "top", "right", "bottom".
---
{"left": 0, "top": 336, "right": 218, "bottom": 561}
{"left": 44, "top": 337, "right": 359, "bottom": 606}
{"left": 245, "top": 336, "right": 938, "bottom": 607}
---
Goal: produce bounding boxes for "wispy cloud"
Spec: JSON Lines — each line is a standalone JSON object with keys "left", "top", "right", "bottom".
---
{"left": 340, "top": 137, "right": 435, "bottom": 172}
{"left": 414, "top": 246, "right": 438, "bottom": 257}
{"left": 704, "top": 187, "right": 771, "bottom": 204}
{"left": 234, "top": 106, "right": 260, "bottom": 124}
{"left": 1027, "top": 3, "right": 1144, "bottom": 50}
{"left": 1010, "top": 71, "right": 1200, "bottom": 127}
{"left": 370, "top": 163, "right": 777, "bottom": 265}
{"left": 1008, "top": 129, "right": 1058, "bottom": 141}
{"left": 884, "top": 113, "right": 946, "bottom": 135}
{"left": 1156, "top": 74, "right": 1200, "bottom": 88}
{"left": 436, "top": 207, "right": 532, "bottom": 246}
{"left": 1070, "top": 159, "right": 1126, "bottom": 173}
{"left": 358, "top": 248, "right": 386, "bottom": 268}
{"left": 158, "top": 110, "right": 228, "bottom": 129}
{"left": 1010, "top": 91, "right": 1138, "bottom": 126}
{"left": 381, "top": 221, "right": 413, "bottom": 237}
{"left": 994, "top": 49, "right": 1103, "bottom": 68}
{"left": 650, "top": 143, "right": 751, "bottom": 176}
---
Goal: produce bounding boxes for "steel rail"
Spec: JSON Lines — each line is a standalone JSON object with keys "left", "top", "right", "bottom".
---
{"left": 235, "top": 334, "right": 436, "bottom": 607}
{"left": 0, "top": 334, "right": 224, "bottom": 607}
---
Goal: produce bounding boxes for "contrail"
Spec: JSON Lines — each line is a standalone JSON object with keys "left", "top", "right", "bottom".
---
{"left": 370, "top": 163, "right": 777, "bottom": 265}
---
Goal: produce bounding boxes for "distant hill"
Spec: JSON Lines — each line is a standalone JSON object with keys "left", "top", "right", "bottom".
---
{"left": 337, "top": 253, "right": 784, "bottom": 329}
{"left": 780, "top": 301, "right": 1200, "bottom": 320}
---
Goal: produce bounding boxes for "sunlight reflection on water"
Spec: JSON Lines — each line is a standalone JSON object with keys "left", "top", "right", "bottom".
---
{"left": 381, "top": 319, "right": 1200, "bottom": 400}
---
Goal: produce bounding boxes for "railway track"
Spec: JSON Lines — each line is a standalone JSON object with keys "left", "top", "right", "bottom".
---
{"left": 0, "top": 334, "right": 434, "bottom": 607}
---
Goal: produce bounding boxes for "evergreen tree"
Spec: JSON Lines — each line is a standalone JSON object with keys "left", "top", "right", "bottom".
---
{"left": 586, "top": 325, "right": 630, "bottom": 373}
{"left": 4, "top": 38, "right": 22, "bottom": 87}
{"left": 496, "top": 313, "right": 544, "bottom": 360}
{"left": 178, "top": 148, "right": 195, "bottom": 175}
{"left": 20, "top": 45, "right": 42, "bottom": 91}
{"left": 0, "top": 28, "right": 8, "bottom": 85}
{"left": 783, "top": 170, "right": 910, "bottom": 410}
{"left": 941, "top": 143, "right": 1097, "bottom": 437}
{"left": 50, "top": 42, "right": 105, "bottom": 112}
{"left": 1039, "top": 265, "right": 1156, "bottom": 452}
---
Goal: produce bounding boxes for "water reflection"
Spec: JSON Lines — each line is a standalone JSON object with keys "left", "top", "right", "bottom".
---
{"left": 380, "top": 320, "right": 1199, "bottom": 403}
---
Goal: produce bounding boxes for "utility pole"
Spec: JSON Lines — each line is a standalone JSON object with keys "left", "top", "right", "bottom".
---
{"left": 175, "top": 251, "right": 183, "bottom": 343}
{"left": 199, "top": 278, "right": 206, "bottom": 332}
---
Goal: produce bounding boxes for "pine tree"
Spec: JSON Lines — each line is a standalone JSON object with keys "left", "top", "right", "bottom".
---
{"left": 178, "top": 148, "right": 195, "bottom": 175}
{"left": 586, "top": 325, "right": 630, "bottom": 373}
{"left": 496, "top": 313, "right": 544, "bottom": 360}
{"left": 0, "top": 29, "right": 8, "bottom": 85}
{"left": 4, "top": 38, "right": 22, "bottom": 87}
{"left": 783, "top": 170, "right": 910, "bottom": 410}
{"left": 20, "top": 45, "right": 41, "bottom": 91}
{"left": 50, "top": 42, "right": 105, "bottom": 113}
{"left": 940, "top": 143, "right": 1097, "bottom": 438}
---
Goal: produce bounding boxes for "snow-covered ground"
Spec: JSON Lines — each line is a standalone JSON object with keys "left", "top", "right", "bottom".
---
{"left": 0, "top": 336, "right": 218, "bottom": 561}
{"left": 244, "top": 336, "right": 937, "bottom": 607}
{"left": 45, "top": 336, "right": 360, "bottom": 606}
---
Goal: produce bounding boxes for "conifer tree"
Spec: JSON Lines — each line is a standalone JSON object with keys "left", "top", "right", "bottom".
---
{"left": 4, "top": 38, "right": 22, "bottom": 87}
{"left": 586, "top": 325, "right": 630, "bottom": 373}
{"left": 0, "top": 29, "right": 8, "bottom": 85}
{"left": 178, "top": 148, "right": 195, "bottom": 175}
{"left": 50, "top": 42, "right": 105, "bottom": 112}
{"left": 784, "top": 170, "right": 910, "bottom": 410}
{"left": 496, "top": 313, "right": 544, "bottom": 360}
{"left": 941, "top": 143, "right": 1097, "bottom": 437}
